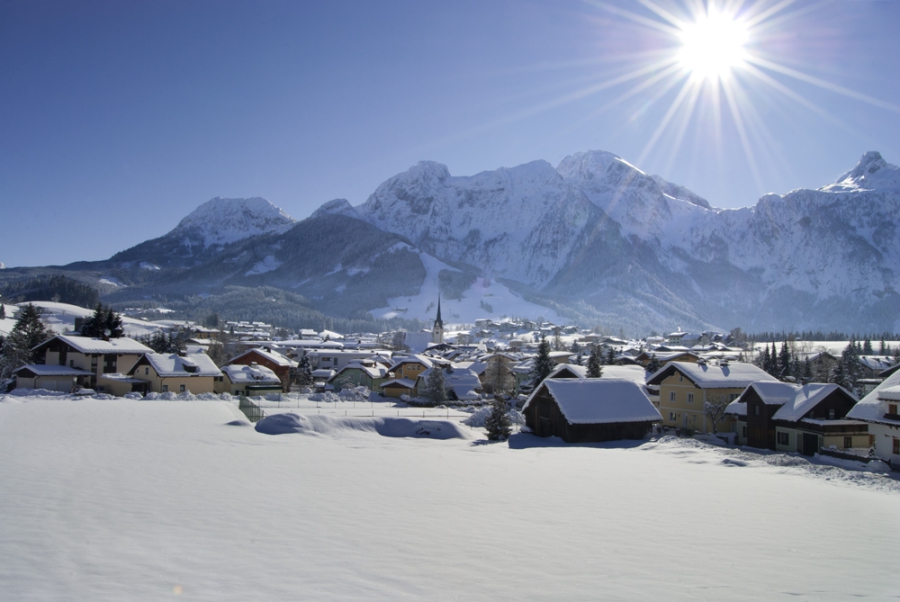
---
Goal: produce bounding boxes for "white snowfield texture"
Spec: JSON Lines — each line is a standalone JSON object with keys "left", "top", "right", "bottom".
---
{"left": 1, "top": 396, "right": 898, "bottom": 601}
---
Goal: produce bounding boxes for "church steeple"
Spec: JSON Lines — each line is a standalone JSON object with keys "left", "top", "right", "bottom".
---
{"left": 432, "top": 294, "right": 444, "bottom": 344}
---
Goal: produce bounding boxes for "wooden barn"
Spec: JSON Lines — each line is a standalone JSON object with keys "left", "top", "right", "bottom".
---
{"left": 523, "top": 378, "right": 662, "bottom": 443}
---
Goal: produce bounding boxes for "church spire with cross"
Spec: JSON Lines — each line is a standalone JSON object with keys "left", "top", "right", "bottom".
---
{"left": 432, "top": 294, "right": 444, "bottom": 344}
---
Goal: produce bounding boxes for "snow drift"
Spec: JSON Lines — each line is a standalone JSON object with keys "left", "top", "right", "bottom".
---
{"left": 255, "top": 412, "right": 476, "bottom": 440}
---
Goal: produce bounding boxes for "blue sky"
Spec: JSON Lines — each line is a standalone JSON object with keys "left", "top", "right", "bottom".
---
{"left": 2, "top": 0, "right": 899, "bottom": 267}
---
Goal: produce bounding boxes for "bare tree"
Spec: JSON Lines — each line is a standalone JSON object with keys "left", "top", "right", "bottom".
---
{"left": 484, "top": 356, "right": 515, "bottom": 397}
{"left": 391, "top": 331, "right": 407, "bottom": 352}
{"left": 703, "top": 393, "right": 733, "bottom": 434}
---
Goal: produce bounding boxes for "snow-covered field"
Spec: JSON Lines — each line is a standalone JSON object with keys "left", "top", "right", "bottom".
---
{"left": 1, "top": 393, "right": 898, "bottom": 601}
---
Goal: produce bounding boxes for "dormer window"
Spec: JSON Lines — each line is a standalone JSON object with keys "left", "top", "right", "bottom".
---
{"left": 828, "top": 409, "right": 835, "bottom": 420}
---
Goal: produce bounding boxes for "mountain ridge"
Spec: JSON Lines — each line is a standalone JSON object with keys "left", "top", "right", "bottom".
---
{"left": 2, "top": 151, "right": 897, "bottom": 333}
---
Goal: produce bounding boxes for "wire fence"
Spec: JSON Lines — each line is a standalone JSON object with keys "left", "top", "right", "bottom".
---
{"left": 238, "top": 396, "right": 267, "bottom": 423}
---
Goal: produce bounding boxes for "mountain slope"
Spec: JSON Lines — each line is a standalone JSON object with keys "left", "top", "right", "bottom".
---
{"left": 5, "top": 151, "right": 898, "bottom": 333}
{"left": 110, "top": 197, "right": 296, "bottom": 269}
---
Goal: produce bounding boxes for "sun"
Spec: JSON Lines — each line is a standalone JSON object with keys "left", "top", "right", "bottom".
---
{"left": 678, "top": 11, "right": 749, "bottom": 80}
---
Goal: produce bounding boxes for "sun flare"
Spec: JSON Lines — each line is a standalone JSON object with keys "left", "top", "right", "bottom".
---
{"left": 678, "top": 12, "right": 748, "bottom": 80}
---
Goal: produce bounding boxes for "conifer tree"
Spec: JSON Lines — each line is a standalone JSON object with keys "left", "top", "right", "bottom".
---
{"left": 0, "top": 304, "right": 51, "bottom": 378}
{"left": 295, "top": 354, "right": 313, "bottom": 386}
{"left": 81, "top": 303, "right": 124, "bottom": 338}
{"left": 0, "top": 305, "right": 5, "bottom": 320}
{"left": 833, "top": 342, "right": 864, "bottom": 396}
{"left": 530, "top": 336, "right": 554, "bottom": 389}
{"left": 423, "top": 365, "right": 448, "bottom": 404}
{"left": 759, "top": 345, "right": 771, "bottom": 374}
{"left": 587, "top": 345, "right": 603, "bottom": 378}
{"left": 778, "top": 342, "right": 792, "bottom": 378}
{"left": 606, "top": 347, "right": 615, "bottom": 365}
{"left": 646, "top": 354, "right": 661, "bottom": 375}
{"left": 484, "top": 396, "right": 512, "bottom": 441}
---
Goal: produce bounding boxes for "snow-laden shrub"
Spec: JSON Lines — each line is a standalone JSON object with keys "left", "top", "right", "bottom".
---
{"left": 339, "top": 386, "right": 370, "bottom": 401}
{"left": 463, "top": 406, "right": 524, "bottom": 428}
{"left": 309, "top": 391, "right": 340, "bottom": 403}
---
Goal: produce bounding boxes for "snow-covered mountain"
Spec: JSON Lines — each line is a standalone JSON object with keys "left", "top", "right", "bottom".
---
{"left": 353, "top": 150, "right": 900, "bottom": 332}
{"left": 173, "top": 197, "right": 296, "bottom": 247}
{"left": 109, "top": 197, "right": 296, "bottom": 269}
{"left": 5, "top": 152, "right": 897, "bottom": 333}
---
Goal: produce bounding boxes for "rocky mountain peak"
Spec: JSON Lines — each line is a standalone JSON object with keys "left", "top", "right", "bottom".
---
{"left": 312, "top": 198, "right": 361, "bottom": 220}
{"left": 174, "top": 197, "right": 296, "bottom": 247}
{"left": 825, "top": 151, "right": 900, "bottom": 192}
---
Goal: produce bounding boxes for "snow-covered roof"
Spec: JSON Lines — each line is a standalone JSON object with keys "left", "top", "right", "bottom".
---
{"left": 387, "top": 354, "right": 434, "bottom": 371}
{"left": 222, "top": 363, "right": 280, "bottom": 385}
{"left": 846, "top": 370, "right": 900, "bottom": 424}
{"left": 380, "top": 378, "right": 417, "bottom": 390}
{"left": 333, "top": 361, "right": 388, "bottom": 380}
{"left": 647, "top": 361, "right": 777, "bottom": 389}
{"left": 312, "top": 369, "right": 336, "bottom": 379}
{"left": 877, "top": 385, "right": 900, "bottom": 402}
{"left": 740, "top": 382, "right": 855, "bottom": 422}
{"left": 725, "top": 401, "right": 747, "bottom": 416}
{"left": 524, "top": 378, "right": 661, "bottom": 424}
{"left": 42, "top": 335, "right": 152, "bottom": 355}
{"left": 546, "top": 363, "right": 647, "bottom": 386}
{"left": 135, "top": 353, "right": 222, "bottom": 378}
{"left": 858, "top": 356, "right": 894, "bottom": 371}
{"left": 230, "top": 347, "right": 296, "bottom": 368}
{"left": 14, "top": 364, "right": 94, "bottom": 377}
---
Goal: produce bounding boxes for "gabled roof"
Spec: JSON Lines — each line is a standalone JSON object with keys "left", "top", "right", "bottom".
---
{"left": 647, "top": 361, "right": 777, "bottom": 389}
{"left": 387, "top": 354, "right": 434, "bottom": 372}
{"left": 229, "top": 347, "right": 296, "bottom": 368}
{"left": 847, "top": 370, "right": 900, "bottom": 425}
{"left": 740, "top": 381, "right": 856, "bottom": 422}
{"left": 545, "top": 363, "right": 647, "bottom": 386}
{"left": 332, "top": 361, "right": 388, "bottom": 380}
{"left": 37, "top": 334, "right": 152, "bottom": 355}
{"left": 222, "top": 363, "right": 280, "bottom": 385}
{"left": 131, "top": 353, "right": 222, "bottom": 378}
{"left": 523, "top": 378, "right": 661, "bottom": 424}
{"left": 380, "top": 378, "right": 417, "bottom": 389}
{"left": 14, "top": 364, "right": 94, "bottom": 377}
{"left": 877, "top": 385, "right": 900, "bottom": 402}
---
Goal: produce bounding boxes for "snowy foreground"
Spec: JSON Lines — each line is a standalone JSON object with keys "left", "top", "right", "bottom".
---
{"left": 1, "top": 395, "right": 898, "bottom": 601}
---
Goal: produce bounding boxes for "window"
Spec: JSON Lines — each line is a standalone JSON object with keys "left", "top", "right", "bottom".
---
{"left": 755, "top": 406, "right": 760, "bottom": 416}
{"left": 669, "top": 412, "right": 677, "bottom": 421}
{"left": 162, "top": 385, "right": 168, "bottom": 393}
{"left": 669, "top": 391, "right": 677, "bottom": 402}
{"left": 145, "top": 367, "right": 149, "bottom": 375}
{"left": 889, "top": 404, "right": 897, "bottom": 416}
{"left": 687, "top": 393, "right": 694, "bottom": 404}
{"left": 828, "top": 409, "right": 835, "bottom": 420}
{"left": 894, "top": 438, "right": 899, "bottom": 455}
{"left": 678, "top": 374, "right": 683, "bottom": 382}
{"left": 180, "top": 384, "right": 186, "bottom": 393}
{"left": 843, "top": 436, "right": 852, "bottom": 449}
{"left": 777, "top": 432, "right": 789, "bottom": 445}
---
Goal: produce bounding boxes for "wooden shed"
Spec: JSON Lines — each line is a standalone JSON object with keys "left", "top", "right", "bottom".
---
{"left": 523, "top": 379, "right": 661, "bottom": 443}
